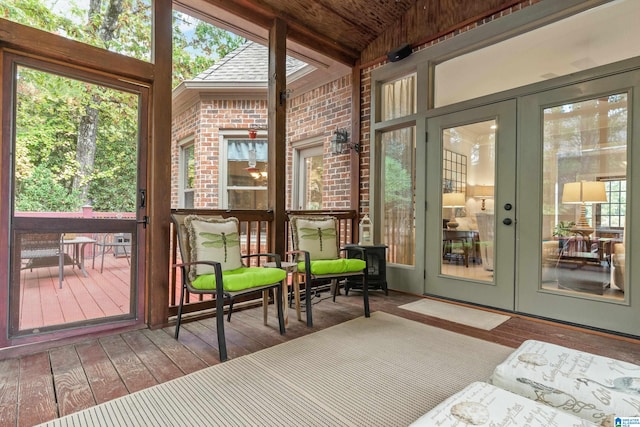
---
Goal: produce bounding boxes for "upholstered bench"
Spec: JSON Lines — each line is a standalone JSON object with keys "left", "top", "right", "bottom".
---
{"left": 490, "top": 339, "right": 640, "bottom": 426}
{"left": 410, "top": 381, "right": 596, "bottom": 426}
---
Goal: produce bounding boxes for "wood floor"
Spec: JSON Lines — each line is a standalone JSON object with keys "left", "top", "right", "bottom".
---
{"left": 1, "top": 289, "right": 639, "bottom": 427}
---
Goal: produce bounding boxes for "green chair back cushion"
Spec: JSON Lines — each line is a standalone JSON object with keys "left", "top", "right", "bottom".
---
{"left": 192, "top": 267, "right": 287, "bottom": 292}
{"left": 291, "top": 216, "right": 338, "bottom": 259}
{"left": 297, "top": 258, "right": 366, "bottom": 275}
{"left": 185, "top": 215, "right": 243, "bottom": 281}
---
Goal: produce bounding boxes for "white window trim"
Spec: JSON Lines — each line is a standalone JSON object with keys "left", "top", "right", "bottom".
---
{"left": 178, "top": 135, "right": 195, "bottom": 208}
{"left": 292, "top": 136, "right": 324, "bottom": 210}
{"left": 218, "top": 130, "right": 268, "bottom": 209}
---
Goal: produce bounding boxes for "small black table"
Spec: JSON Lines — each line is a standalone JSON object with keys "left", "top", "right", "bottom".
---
{"left": 344, "top": 244, "right": 388, "bottom": 295}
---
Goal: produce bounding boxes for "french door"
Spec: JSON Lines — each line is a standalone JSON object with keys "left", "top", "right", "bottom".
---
{"left": 425, "top": 100, "right": 516, "bottom": 310}
{"left": 517, "top": 71, "right": 639, "bottom": 335}
{"left": 2, "top": 52, "right": 148, "bottom": 343}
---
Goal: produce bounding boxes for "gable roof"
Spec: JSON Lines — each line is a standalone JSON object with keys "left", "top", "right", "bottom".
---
{"left": 191, "top": 40, "right": 309, "bottom": 83}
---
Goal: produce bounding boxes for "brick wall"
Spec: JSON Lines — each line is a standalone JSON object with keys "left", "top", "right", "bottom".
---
{"left": 171, "top": 77, "right": 353, "bottom": 210}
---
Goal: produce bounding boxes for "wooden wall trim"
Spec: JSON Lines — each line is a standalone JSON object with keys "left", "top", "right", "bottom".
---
{"left": 147, "top": 0, "right": 173, "bottom": 328}
{"left": 268, "top": 18, "right": 288, "bottom": 257}
{"left": 0, "top": 18, "right": 154, "bottom": 82}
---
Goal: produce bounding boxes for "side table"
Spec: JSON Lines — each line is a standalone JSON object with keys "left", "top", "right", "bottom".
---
{"left": 344, "top": 244, "right": 388, "bottom": 295}
{"left": 264, "top": 261, "right": 300, "bottom": 326}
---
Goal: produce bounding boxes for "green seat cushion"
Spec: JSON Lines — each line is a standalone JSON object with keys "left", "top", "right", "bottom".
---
{"left": 191, "top": 267, "right": 287, "bottom": 291}
{"left": 297, "top": 258, "right": 366, "bottom": 275}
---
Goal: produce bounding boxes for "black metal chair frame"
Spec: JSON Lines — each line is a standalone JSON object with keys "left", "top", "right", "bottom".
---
{"left": 171, "top": 213, "right": 285, "bottom": 362}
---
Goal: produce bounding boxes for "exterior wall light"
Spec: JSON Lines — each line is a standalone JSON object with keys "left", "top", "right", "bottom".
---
{"left": 330, "top": 128, "right": 359, "bottom": 155}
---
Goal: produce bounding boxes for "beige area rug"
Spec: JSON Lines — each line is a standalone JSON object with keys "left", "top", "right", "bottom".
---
{"left": 399, "top": 298, "right": 511, "bottom": 330}
{"left": 39, "top": 312, "right": 513, "bottom": 427}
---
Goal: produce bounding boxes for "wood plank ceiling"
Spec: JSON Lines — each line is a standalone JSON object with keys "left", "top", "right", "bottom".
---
{"left": 185, "top": 0, "right": 520, "bottom": 66}
{"left": 188, "top": 0, "right": 412, "bottom": 65}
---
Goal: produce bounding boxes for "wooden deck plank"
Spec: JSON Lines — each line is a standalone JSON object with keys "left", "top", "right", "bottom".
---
{"left": 98, "top": 334, "right": 158, "bottom": 393}
{"left": 0, "top": 358, "right": 19, "bottom": 425}
{"left": 49, "top": 345, "right": 95, "bottom": 417}
{"left": 141, "top": 328, "right": 208, "bottom": 375}
{"left": 167, "top": 324, "right": 221, "bottom": 367}
{"left": 120, "top": 330, "right": 184, "bottom": 383}
{"left": 75, "top": 339, "right": 130, "bottom": 404}
{"left": 16, "top": 352, "right": 58, "bottom": 427}
{"left": 1, "top": 291, "right": 638, "bottom": 427}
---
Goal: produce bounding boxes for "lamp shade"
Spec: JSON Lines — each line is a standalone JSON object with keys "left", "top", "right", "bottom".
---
{"left": 442, "top": 192, "right": 466, "bottom": 207}
{"left": 562, "top": 181, "right": 607, "bottom": 204}
{"left": 472, "top": 185, "right": 494, "bottom": 198}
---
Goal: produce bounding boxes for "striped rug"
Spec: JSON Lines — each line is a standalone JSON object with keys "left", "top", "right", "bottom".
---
{"left": 39, "top": 312, "right": 513, "bottom": 427}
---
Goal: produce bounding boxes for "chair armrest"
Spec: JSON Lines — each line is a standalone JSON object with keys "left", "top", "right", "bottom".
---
{"left": 286, "top": 250, "right": 311, "bottom": 272}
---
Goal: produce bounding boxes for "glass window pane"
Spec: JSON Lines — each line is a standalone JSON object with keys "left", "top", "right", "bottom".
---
{"left": 381, "top": 74, "right": 416, "bottom": 121}
{"left": 441, "top": 120, "right": 495, "bottom": 282}
{"left": 541, "top": 94, "right": 627, "bottom": 299}
{"left": 303, "top": 154, "right": 324, "bottom": 210}
{"left": 2, "top": 0, "right": 153, "bottom": 62}
{"left": 226, "top": 138, "right": 267, "bottom": 209}
{"left": 380, "top": 127, "right": 415, "bottom": 265}
{"left": 14, "top": 65, "right": 139, "bottom": 215}
{"left": 435, "top": 0, "right": 640, "bottom": 107}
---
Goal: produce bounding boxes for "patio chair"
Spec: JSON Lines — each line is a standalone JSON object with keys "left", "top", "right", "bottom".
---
{"left": 171, "top": 213, "right": 286, "bottom": 362}
{"left": 20, "top": 233, "right": 70, "bottom": 288}
{"left": 288, "top": 215, "right": 370, "bottom": 327}
{"left": 92, "top": 232, "right": 131, "bottom": 273}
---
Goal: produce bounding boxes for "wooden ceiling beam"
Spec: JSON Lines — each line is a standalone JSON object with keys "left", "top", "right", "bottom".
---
{"left": 199, "top": 0, "right": 359, "bottom": 66}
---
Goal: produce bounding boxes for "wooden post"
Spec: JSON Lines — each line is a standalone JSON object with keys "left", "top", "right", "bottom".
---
{"left": 268, "top": 18, "right": 287, "bottom": 257}
{"left": 147, "top": 0, "right": 172, "bottom": 327}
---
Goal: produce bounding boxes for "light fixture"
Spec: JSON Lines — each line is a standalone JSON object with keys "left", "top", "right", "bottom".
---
{"left": 562, "top": 180, "right": 607, "bottom": 229}
{"left": 472, "top": 185, "right": 494, "bottom": 211}
{"left": 442, "top": 192, "right": 466, "bottom": 229}
{"left": 331, "top": 128, "right": 359, "bottom": 155}
{"left": 246, "top": 147, "right": 267, "bottom": 180}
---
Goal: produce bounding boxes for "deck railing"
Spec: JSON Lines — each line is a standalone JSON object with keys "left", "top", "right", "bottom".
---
{"left": 168, "top": 209, "right": 358, "bottom": 316}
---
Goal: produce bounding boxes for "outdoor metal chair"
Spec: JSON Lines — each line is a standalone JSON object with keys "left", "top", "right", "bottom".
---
{"left": 288, "top": 215, "right": 370, "bottom": 327}
{"left": 171, "top": 213, "right": 286, "bottom": 362}
{"left": 92, "top": 232, "right": 131, "bottom": 273}
{"left": 20, "top": 233, "right": 70, "bottom": 288}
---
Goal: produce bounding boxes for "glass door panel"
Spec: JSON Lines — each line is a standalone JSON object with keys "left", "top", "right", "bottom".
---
{"left": 518, "top": 70, "right": 639, "bottom": 336}
{"left": 541, "top": 95, "right": 626, "bottom": 300}
{"left": 426, "top": 101, "right": 516, "bottom": 310}
{"left": 7, "top": 54, "right": 145, "bottom": 337}
{"left": 441, "top": 121, "right": 495, "bottom": 282}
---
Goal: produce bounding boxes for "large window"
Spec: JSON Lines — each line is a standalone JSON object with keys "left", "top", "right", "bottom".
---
{"left": 600, "top": 178, "right": 626, "bottom": 228}
{"left": 1, "top": 0, "right": 153, "bottom": 62}
{"left": 380, "top": 127, "right": 415, "bottom": 265}
{"left": 179, "top": 141, "right": 195, "bottom": 208}
{"left": 225, "top": 138, "right": 267, "bottom": 210}
{"left": 434, "top": 0, "right": 640, "bottom": 107}
{"left": 295, "top": 144, "right": 324, "bottom": 210}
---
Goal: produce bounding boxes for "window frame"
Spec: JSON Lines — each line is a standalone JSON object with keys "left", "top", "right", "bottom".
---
{"left": 178, "top": 136, "right": 195, "bottom": 208}
{"left": 219, "top": 131, "right": 268, "bottom": 210}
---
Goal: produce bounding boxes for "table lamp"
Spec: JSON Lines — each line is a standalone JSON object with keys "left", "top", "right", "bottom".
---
{"left": 562, "top": 181, "right": 607, "bottom": 229}
{"left": 442, "top": 192, "right": 466, "bottom": 229}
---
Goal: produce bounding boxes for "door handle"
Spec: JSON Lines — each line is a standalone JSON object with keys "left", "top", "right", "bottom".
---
{"left": 503, "top": 218, "right": 513, "bottom": 225}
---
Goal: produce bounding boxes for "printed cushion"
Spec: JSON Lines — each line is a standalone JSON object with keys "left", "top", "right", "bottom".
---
{"left": 410, "top": 381, "right": 596, "bottom": 426}
{"left": 185, "top": 215, "right": 243, "bottom": 281}
{"left": 191, "top": 267, "right": 286, "bottom": 292}
{"left": 490, "top": 339, "right": 640, "bottom": 426}
{"left": 291, "top": 216, "right": 338, "bottom": 260}
{"left": 297, "top": 258, "right": 366, "bottom": 275}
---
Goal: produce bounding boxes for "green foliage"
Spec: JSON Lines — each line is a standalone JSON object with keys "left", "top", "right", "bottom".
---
{"left": 5, "top": 0, "right": 244, "bottom": 212}
{"left": 15, "top": 165, "right": 81, "bottom": 212}
{"left": 553, "top": 221, "right": 576, "bottom": 237}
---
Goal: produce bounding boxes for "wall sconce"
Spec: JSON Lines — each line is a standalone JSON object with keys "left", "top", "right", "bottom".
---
{"left": 331, "top": 128, "right": 359, "bottom": 155}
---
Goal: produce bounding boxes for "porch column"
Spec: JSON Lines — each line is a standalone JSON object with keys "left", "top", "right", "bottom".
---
{"left": 268, "top": 18, "right": 287, "bottom": 256}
